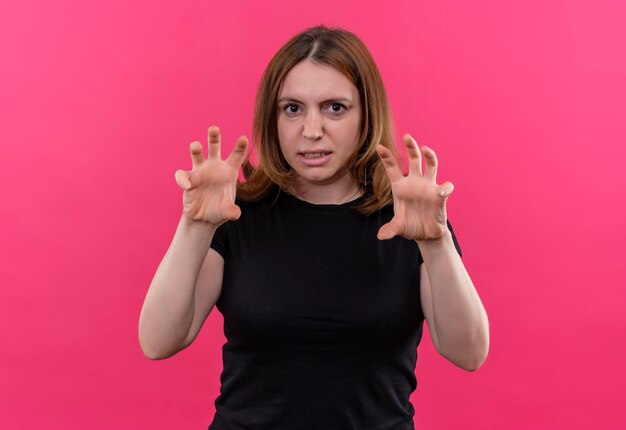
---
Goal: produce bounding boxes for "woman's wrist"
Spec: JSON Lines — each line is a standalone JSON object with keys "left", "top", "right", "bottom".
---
{"left": 415, "top": 229, "right": 453, "bottom": 250}
{"left": 179, "top": 212, "right": 220, "bottom": 235}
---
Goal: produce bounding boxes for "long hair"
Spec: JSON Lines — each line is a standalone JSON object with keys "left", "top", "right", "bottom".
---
{"left": 238, "top": 25, "right": 398, "bottom": 214}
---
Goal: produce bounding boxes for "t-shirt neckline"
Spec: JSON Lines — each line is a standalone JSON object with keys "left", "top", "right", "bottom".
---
{"left": 282, "top": 190, "right": 366, "bottom": 211}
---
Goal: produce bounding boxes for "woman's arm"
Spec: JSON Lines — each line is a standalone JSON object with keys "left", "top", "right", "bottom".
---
{"left": 375, "top": 135, "right": 489, "bottom": 370}
{"left": 418, "top": 231, "right": 489, "bottom": 371}
{"left": 138, "top": 215, "right": 223, "bottom": 360}
{"left": 139, "top": 127, "right": 247, "bottom": 360}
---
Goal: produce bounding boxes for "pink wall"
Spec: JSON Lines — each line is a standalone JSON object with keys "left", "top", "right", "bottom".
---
{"left": 1, "top": 1, "right": 625, "bottom": 428}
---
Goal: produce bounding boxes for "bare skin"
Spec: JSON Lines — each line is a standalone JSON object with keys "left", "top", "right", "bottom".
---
{"left": 175, "top": 127, "right": 249, "bottom": 226}
{"left": 139, "top": 125, "right": 488, "bottom": 369}
{"left": 138, "top": 127, "right": 247, "bottom": 359}
{"left": 376, "top": 135, "right": 489, "bottom": 370}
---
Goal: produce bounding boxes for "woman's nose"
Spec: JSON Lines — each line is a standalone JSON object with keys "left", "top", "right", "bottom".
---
{"left": 303, "top": 112, "right": 323, "bottom": 141}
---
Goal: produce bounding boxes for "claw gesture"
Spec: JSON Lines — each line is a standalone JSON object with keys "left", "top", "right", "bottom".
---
{"left": 174, "top": 126, "right": 248, "bottom": 227}
{"left": 375, "top": 134, "right": 454, "bottom": 242}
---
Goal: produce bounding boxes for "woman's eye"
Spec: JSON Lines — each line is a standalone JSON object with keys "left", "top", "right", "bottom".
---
{"left": 284, "top": 104, "right": 300, "bottom": 114}
{"left": 329, "top": 103, "right": 346, "bottom": 114}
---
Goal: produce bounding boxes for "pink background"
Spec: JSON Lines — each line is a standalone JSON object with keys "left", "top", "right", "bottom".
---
{"left": 1, "top": 1, "right": 625, "bottom": 429}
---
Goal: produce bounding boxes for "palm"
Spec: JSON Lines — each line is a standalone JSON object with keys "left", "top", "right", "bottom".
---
{"left": 376, "top": 134, "right": 454, "bottom": 241}
{"left": 175, "top": 126, "right": 248, "bottom": 226}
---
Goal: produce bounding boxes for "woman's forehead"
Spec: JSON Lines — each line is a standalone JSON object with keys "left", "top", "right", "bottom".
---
{"left": 278, "top": 59, "right": 358, "bottom": 102}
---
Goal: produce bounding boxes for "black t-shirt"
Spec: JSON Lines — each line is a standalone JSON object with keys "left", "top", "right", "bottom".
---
{"left": 208, "top": 189, "right": 462, "bottom": 430}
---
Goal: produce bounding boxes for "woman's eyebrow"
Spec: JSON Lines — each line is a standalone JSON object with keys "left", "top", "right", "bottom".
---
{"left": 278, "top": 96, "right": 353, "bottom": 104}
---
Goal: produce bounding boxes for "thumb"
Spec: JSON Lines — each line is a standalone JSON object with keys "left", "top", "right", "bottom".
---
{"left": 377, "top": 220, "right": 399, "bottom": 241}
{"left": 175, "top": 169, "right": 192, "bottom": 190}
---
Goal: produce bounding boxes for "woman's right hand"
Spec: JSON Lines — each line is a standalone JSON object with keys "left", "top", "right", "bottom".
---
{"left": 175, "top": 126, "right": 249, "bottom": 227}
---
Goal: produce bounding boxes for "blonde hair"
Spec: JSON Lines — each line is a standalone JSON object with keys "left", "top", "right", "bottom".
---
{"left": 238, "top": 25, "right": 397, "bottom": 214}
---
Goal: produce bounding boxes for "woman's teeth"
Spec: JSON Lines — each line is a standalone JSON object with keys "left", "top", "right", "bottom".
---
{"left": 303, "top": 152, "right": 328, "bottom": 159}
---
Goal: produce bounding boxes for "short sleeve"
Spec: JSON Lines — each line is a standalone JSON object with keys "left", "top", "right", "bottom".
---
{"left": 447, "top": 219, "right": 462, "bottom": 258}
{"left": 210, "top": 222, "right": 229, "bottom": 259}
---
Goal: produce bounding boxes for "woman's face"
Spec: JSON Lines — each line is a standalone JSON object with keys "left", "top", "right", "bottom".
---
{"left": 277, "top": 59, "right": 362, "bottom": 190}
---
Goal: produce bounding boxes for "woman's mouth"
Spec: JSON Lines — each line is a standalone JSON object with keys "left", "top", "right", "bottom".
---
{"left": 302, "top": 152, "right": 329, "bottom": 159}
{"left": 298, "top": 151, "right": 332, "bottom": 166}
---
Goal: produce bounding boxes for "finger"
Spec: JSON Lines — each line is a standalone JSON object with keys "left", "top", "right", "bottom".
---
{"left": 437, "top": 181, "right": 454, "bottom": 198}
{"left": 174, "top": 169, "right": 192, "bottom": 190}
{"left": 375, "top": 144, "right": 403, "bottom": 182}
{"left": 207, "top": 126, "right": 221, "bottom": 159}
{"left": 223, "top": 203, "right": 242, "bottom": 221}
{"left": 403, "top": 134, "right": 423, "bottom": 176}
{"left": 377, "top": 220, "right": 400, "bottom": 241}
{"left": 422, "top": 145, "right": 437, "bottom": 181}
{"left": 226, "top": 135, "right": 249, "bottom": 169}
{"left": 190, "top": 141, "right": 204, "bottom": 169}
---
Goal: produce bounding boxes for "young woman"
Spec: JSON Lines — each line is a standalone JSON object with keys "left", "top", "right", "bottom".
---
{"left": 139, "top": 25, "right": 489, "bottom": 430}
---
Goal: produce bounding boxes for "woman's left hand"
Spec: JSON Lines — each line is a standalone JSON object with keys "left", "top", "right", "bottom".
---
{"left": 375, "top": 134, "right": 454, "bottom": 241}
